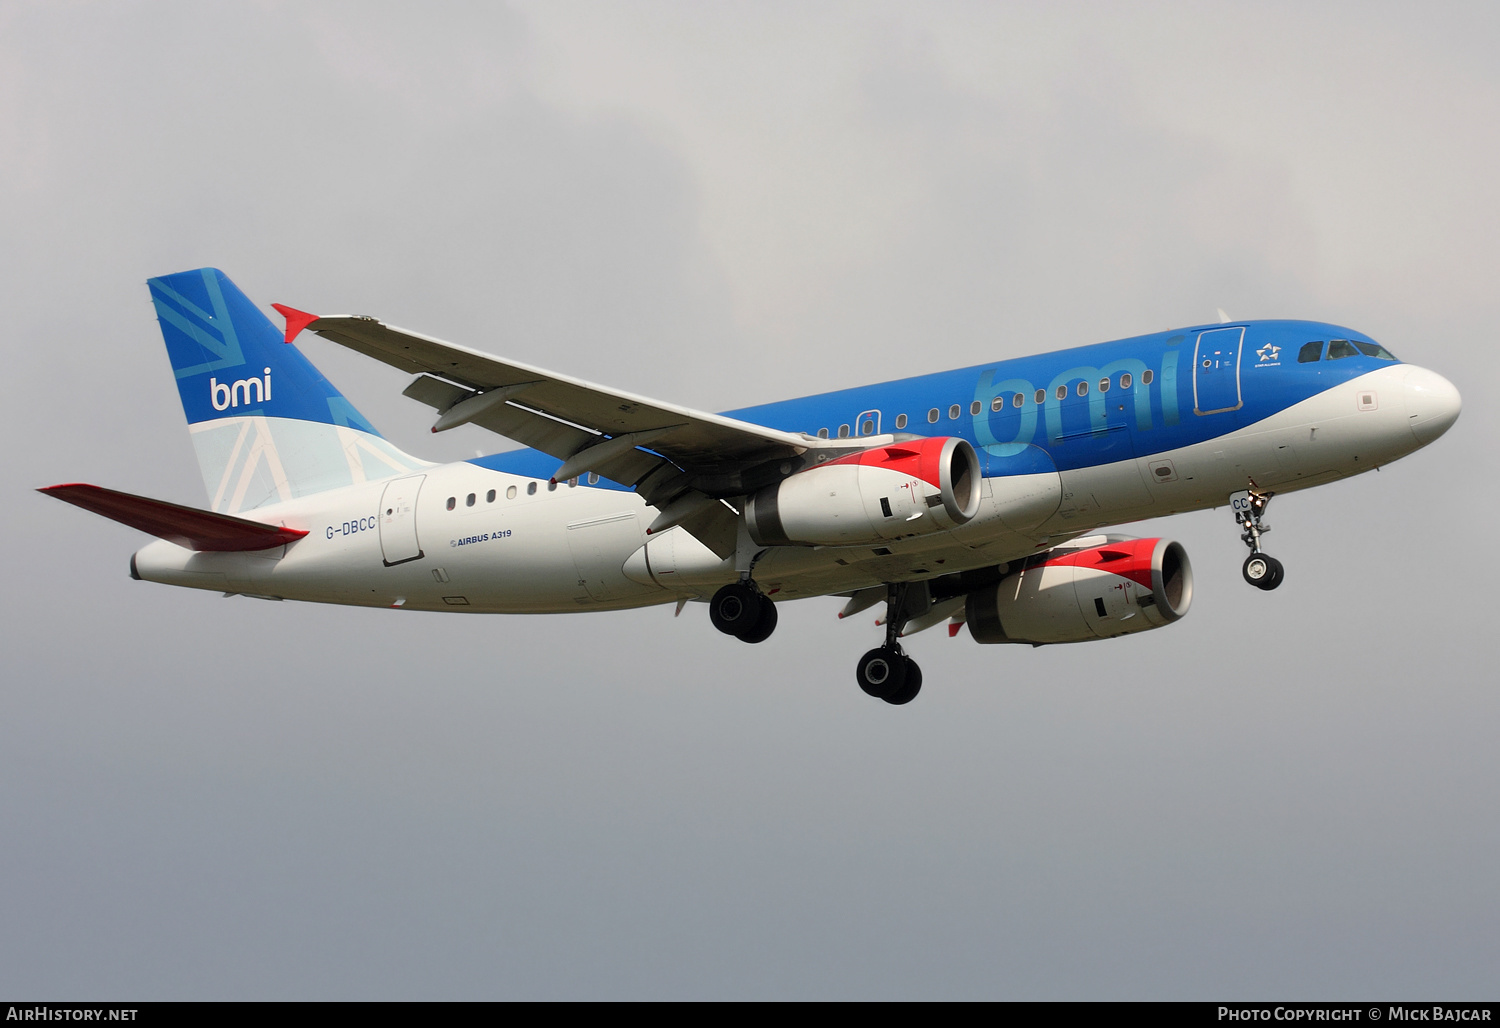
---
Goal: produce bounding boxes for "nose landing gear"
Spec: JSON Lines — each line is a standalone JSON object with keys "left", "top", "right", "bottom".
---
{"left": 1234, "top": 481, "right": 1284, "bottom": 591}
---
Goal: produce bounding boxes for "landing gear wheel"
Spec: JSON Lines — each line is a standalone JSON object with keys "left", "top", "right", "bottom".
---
{"left": 1242, "top": 554, "right": 1284, "bottom": 591}
{"left": 883, "top": 659, "right": 923, "bottom": 705}
{"left": 710, "top": 582, "right": 759, "bottom": 637}
{"left": 1242, "top": 554, "right": 1271, "bottom": 587}
{"left": 737, "top": 595, "right": 778, "bottom": 644}
{"left": 856, "top": 646, "right": 908, "bottom": 699}
{"left": 710, "top": 582, "right": 778, "bottom": 641}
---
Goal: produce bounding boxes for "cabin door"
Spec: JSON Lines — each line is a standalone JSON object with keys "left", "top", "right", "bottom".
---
{"left": 1193, "top": 327, "right": 1245, "bottom": 415}
{"left": 378, "top": 475, "right": 426, "bottom": 566}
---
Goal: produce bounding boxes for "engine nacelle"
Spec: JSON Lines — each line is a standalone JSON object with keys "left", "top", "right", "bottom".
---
{"left": 966, "top": 536, "right": 1192, "bottom": 644}
{"left": 745, "top": 436, "right": 981, "bottom": 547}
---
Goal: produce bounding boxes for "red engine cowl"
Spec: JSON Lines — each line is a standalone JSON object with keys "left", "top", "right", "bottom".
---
{"left": 745, "top": 436, "right": 981, "bottom": 546}
{"left": 966, "top": 536, "right": 1193, "bottom": 644}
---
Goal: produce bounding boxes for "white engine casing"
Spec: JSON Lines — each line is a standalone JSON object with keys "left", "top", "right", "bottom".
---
{"left": 966, "top": 536, "right": 1192, "bottom": 644}
{"left": 745, "top": 436, "right": 981, "bottom": 546}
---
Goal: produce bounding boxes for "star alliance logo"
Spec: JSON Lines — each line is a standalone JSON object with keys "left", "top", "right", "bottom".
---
{"left": 1255, "top": 344, "right": 1281, "bottom": 366}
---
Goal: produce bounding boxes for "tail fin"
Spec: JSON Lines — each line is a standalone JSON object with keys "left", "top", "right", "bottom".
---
{"left": 148, "top": 268, "right": 425, "bottom": 514}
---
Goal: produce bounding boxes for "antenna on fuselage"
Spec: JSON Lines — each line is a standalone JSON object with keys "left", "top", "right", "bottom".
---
{"left": 1217, "top": 308, "right": 1232, "bottom": 324}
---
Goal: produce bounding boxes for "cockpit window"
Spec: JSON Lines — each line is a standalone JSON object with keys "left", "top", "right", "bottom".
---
{"left": 1327, "top": 339, "right": 1360, "bottom": 360}
{"left": 1353, "top": 340, "right": 1397, "bottom": 361}
{"left": 1298, "top": 341, "right": 1324, "bottom": 363}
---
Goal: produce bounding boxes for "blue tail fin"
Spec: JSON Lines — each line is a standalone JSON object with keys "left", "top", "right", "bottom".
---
{"left": 148, "top": 268, "right": 425, "bottom": 513}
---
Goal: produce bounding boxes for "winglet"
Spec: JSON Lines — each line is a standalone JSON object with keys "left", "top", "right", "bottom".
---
{"left": 270, "top": 303, "right": 320, "bottom": 344}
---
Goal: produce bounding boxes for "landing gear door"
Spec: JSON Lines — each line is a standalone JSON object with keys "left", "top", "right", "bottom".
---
{"left": 1193, "top": 327, "right": 1245, "bottom": 415}
{"left": 378, "top": 475, "right": 426, "bottom": 567}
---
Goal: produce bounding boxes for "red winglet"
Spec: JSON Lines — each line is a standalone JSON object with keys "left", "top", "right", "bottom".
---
{"left": 270, "top": 303, "right": 320, "bottom": 344}
{"left": 38, "top": 484, "right": 308, "bottom": 552}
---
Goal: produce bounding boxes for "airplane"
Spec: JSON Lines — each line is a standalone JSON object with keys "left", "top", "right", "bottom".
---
{"left": 41, "top": 268, "right": 1461, "bottom": 705}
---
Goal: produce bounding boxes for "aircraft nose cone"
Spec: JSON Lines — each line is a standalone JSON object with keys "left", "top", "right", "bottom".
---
{"left": 1404, "top": 365, "right": 1462, "bottom": 445}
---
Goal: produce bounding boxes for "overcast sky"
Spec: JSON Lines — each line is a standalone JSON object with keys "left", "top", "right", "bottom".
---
{"left": 2, "top": 1, "right": 1496, "bottom": 1000}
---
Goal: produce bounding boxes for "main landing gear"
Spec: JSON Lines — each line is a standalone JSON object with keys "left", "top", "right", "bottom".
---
{"left": 709, "top": 579, "right": 778, "bottom": 643}
{"left": 856, "top": 645, "right": 922, "bottom": 705}
{"left": 855, "top": 583, "right": 927, "bottom": 706}
{"left": 708, "top": 547, "right": 926, "bottom": 704}
{"left": 1235, "top": 481, "right": 1284, "bottom": 591}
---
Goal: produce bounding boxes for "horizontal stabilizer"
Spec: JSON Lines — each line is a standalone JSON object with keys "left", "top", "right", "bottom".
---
{"left": 38, "top": 483, "right": 308, "bottom": 552}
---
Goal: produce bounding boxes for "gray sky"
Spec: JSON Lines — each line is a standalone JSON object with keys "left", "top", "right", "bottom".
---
{"left": 2, "top": 0, "right": 1496, "bottom": 999}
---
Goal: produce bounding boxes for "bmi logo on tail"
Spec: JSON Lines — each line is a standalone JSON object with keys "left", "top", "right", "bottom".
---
{"left": 209, "top": 369, "right": 272, "bottom": 411}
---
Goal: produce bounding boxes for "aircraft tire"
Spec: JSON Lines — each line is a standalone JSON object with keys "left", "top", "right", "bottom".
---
{"left": 736, "top": 595, "right": 778, "bottom": 644}
{"left": 856, "top": 646, "right": 907, "bottom": 699}
{"left": 883, "top": 659, "right": 922, "bottom": 705}
{"left": 710, "top": 582, "right": 760, "bottom": 637}
{"left": 1242, "top": 554, "right": 1272, "bottom": 587}
{"left": 1259, "top": 556, "right": 1285, "bottom": 591}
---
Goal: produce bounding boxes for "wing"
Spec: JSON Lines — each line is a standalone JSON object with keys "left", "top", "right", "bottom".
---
{"left": 276, "top": 306, "right": 851, "bottom": 556}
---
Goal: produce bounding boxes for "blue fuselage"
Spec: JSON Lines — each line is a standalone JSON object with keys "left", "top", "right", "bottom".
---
{"left": 476, "top": 320, "right": 1397, "bottom": 484}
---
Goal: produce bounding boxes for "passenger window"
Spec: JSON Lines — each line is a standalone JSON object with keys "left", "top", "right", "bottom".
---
{"left": 895, "top": 413, "right": 907, "bottom": 429}
{"left": 1298, "top": 341, "right": 1324, "bottom": 363}
{"left": 1077, "top": 382, "right": 1088, "bottom": 396}
{"left": 486, "top": 489, "right": 496, "bottom": 503}
{"left": 568, "top": 478, "right": 578, "bottom": 488}
{"left": 928, "top": 408, "right": 940, "bottom": 423}
{"left": 948, "top": 404, "right": 961, "bottom": 420}
{"left": 991, "top": 397, "right": 1004, "bottom": 412}
{"left": 466, "top": 493, "right": 475, "bottom": 507}
{"left": 1055, "top": 385, "right": 1067, "bottom": 400}
{"left": 969, "top": 401, "right": 981, "bottom": 416}
{"left": 838, "top": 424, "right": 850, "bottom": 438}
{"left": 588, "top": 473, "right": 600, "bottom": 485}
{"left": 1013, "top": 393, "right": 1023, "bottom": 408}
{"left": 506, "top": 485, "right": 517, "bottom": 499}
{"left": 1354, "top": 340, "right": 1397, "bottom": 360}
{"left": 1120, "top": 372, "right": 1132, "bottom": 389}
{"left": 817, "top": 427, "right": 829, "bottom": 439}
{"left": 1098, "top": 378, "right": 1109, "bottom": 393}
{"left": 861, "top": 419, "right": 874, "bottom": 435}
{"left": 547, "top": 481, "right": 557, "bottom": 492}
{"left": 446, "top": 497, "right": 456, "bottom": 510}
{"left": 1142, "top": 370, "right": 1154, "bottom": 385}
{"left": 1035, "top": 389, "right": 1046, "bottom": 405}
{"left": 1328, "top": 339, "right": 1358, "bottom": 360}
{"left": 527, "top": 482, "right": 537, "bottom": 495}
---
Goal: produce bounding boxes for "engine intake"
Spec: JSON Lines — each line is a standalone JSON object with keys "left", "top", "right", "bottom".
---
{"left": 745, "top": 436, "right": 981, "bottom": 546}
{"left": 966, "top": 536, "right": 1192, "bottom": 644}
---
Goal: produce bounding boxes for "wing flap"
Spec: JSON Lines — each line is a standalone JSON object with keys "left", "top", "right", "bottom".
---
{"left": 401, "top": 373, "right": 471, "bottom": 412}
{"left": 39, "top": 484, "right": 308, "bottom": 552}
